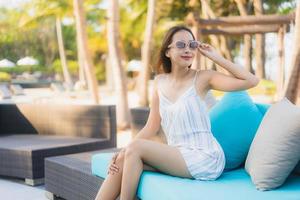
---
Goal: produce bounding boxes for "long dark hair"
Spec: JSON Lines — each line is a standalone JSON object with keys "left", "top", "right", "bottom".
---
{"left": 155, "top": 25, "right": 195, "bottom": 74}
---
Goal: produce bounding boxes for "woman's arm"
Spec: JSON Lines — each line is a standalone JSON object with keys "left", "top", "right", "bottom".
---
{"left": 132, "top": 75, "right": 161, "bottom": 141}
{"left": 198, "top": 43, "right": 260, "bottom": 91}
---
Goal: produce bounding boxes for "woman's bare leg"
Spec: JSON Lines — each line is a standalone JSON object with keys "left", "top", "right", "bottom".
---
{"left": 120, "top": 139, "right": 192, "bottom": 200}
{"left": 95, "top": 150, "right": 158, "bottom": 200}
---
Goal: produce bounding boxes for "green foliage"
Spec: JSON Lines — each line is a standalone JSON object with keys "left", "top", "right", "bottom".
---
{"left": 0, "top": 72, "right": 11, "bottom": 82}
{"left": 0, "top": 65, "right": 51, "bottom": 75}
{"left": 51, "top": 59, "right": 78, "bottom": 75}
{"left": 95, "top": 61, "right": 106, "bottom": 82}
{"left": 62, "top": 25, "right": 77, "bottom": 59}
{"left": 0, "top": 7, "right": 57, "bottom": 67}
{"left": 264, "top": 0, "right": 296, "bottom": 14}
{"left": 0, "top": 0, "right": 296, "bottom": 84}
{"left": 156, "top": 0, "right": 191, "bottom": 21}
{"left": 118, "top": 0, "right": 147, "bottom": 61}
{"left": 209, "top": 0, "right": 239, "bottom": 16}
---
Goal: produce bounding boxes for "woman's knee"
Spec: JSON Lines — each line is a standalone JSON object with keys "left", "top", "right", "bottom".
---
{"left": 115, "top": 150, "right": 126, "bottom": 165}
{"left": 125, "top": 139, "right": 143, "bottom": 157}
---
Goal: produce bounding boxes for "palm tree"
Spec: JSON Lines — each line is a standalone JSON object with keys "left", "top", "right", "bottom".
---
{"left": 284, "top": 2, "right": 300, "bottom": 104}
{"left": 107, "top": 0, "right": 131, "bottom": 129}
{"left": 253, "top": 0, "right": 266, "bottom": 79}
{"left": 235, "top": 0, "right": 254, "bottom": 74}
{"left": 56, "top": 17, "right": 73, "bottom": 88}
{"left": 200, "top": 0, "right": 231, "bottom": 75}
{"left": 73, "top": 0, "right": 99, "bottom": 103}
{"left": 20, "top": 0, "right": 73, "bottom": 87}
{"left": 137, "top": 0, "right": 156, "bottom": 106}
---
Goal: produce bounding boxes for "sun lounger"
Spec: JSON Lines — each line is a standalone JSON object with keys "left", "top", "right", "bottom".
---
{"left": 0, "top": 103, "right": 116, "bottom": 186}
{"left": 0, "top": 83, "right": 12, "bottom": 99}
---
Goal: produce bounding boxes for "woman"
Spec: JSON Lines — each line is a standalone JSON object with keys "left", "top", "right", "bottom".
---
{"left": 95, "top": 25, "right": 259, "bottom": 200}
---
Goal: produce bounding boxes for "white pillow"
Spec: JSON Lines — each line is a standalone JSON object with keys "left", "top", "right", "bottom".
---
{"left": 245, "top": 98, "right": 300, "bottom": 191}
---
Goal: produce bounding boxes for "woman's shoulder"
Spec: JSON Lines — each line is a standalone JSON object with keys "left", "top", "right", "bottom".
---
{"left": 197, "top": 69, "right": 214, "bottom": 80}
{"left": 154, "top": 73, "right": 166, "bottom": 79}
{"left": 154, "top": 73, "right": 167, "bottom": 85}
{"left": 154, "top": 69, "right": 211, "bottom": 83}
{"left": 188, "top": 69, "right": 211, "bottom": 82}
{"left": 196, "top": 69, "right": 211, "bottom": 75}
{"left": 194, "top": 69, "right": 213, "bottom": 92}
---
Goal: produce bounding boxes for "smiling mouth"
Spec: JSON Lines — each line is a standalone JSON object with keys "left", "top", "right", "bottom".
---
{"left": 181, "top": 56, "right": 192, "bottom": 60}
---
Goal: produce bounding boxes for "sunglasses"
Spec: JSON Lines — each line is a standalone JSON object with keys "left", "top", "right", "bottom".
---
{"left": 168, "top": 40, "right": 199, "bottom": 50}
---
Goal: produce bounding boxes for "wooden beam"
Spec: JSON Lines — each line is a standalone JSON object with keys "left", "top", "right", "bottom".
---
{"left": 201, "top": 24, "right": 285, "bottom": 35}
{"left": 199, "top": 13, "right": 295, "bottom": 27}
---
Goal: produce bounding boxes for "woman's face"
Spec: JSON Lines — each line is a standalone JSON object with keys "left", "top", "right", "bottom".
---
{"left": 166, "top": 30, "right": 196, "bottom": 69}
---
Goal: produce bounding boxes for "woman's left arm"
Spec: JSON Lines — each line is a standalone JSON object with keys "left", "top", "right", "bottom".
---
{"left": 198, "top": 43, "right": 260, "bottom": 92}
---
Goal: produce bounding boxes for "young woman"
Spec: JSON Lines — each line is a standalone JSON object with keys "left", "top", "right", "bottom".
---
{"left": 95, "top": 25, "right": 259, "bottom": 200}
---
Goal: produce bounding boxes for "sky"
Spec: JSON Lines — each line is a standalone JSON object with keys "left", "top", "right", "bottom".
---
{"left": 0, "top": 0, "right": 29, "bottom": 9}
{"left": 0, "top": 0, "right": 109, "bottom": 9}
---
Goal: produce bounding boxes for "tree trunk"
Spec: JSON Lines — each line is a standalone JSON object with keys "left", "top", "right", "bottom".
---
{"left": 235, "top": 0, "right": 254, "bottom": 73}
{"left": 105, "top": 54, "right": 114, "bottom": 90}
{"left": 253, "top": 0, "right": 266, "bottom": 79}
{"left": 220, "top": 35, "right": 232, "bottom": 61}
{"left": 107, "top": 0, "right": 131, "bottom": 129}
{"left": 39, "top": 22, "right": 56, "bottom": 67}
{"left": 75, "top": 15, "right": 86, "bottom": 85}
{"left": 191, "top": 23, "right": 202, "bottom": 70}
{"left": 200, "top": 0, "right": 232, "bottom": 61}
{"left": 55, "top": 17, "right": 73, "bottom": 88}
{"left": 284, "top": 3, "right": 300, "bottom": 104}
{"left": 200, "top": 0, "right": 219, "bottom": 72}
{"left": 138, "top": 0, "right": 156, "bottom": 107}
{"left": 275, "top": 25, "right": 285, "bottom": 101}
{"left": 200, "top": 0, "right": 230, "bottom": 75}
{"left": 77, "top": 32, "right": 86, "bottom": 85}
{"left": 188, "top": 0, "right": 202, "bottom": 70}
{"left": 73, "top": 0, "right": 99, "bottom": 103}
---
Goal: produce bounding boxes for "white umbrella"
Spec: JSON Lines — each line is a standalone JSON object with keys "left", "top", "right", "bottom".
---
{"left": 127, "top": 59, "right": 142, "bottom": 72}
{"left": 0, "top": 59, "right": 15, "bottom": 68}
{"left": 17, "top": 56, "right": 39, "bottom": 66}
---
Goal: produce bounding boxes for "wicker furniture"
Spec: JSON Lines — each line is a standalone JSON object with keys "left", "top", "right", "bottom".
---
{"left": 45, "top": 148, "right": 120, "bottom": 200}
{"left": 0, "top": 103, "right": 116, "bottom": 186}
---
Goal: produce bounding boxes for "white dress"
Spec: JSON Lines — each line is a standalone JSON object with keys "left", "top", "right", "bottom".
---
{"left": 157, "top": 70, "right": 225, "bottom": 180}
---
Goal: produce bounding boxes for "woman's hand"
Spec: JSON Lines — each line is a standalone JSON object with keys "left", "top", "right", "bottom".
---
{"left": 197, "top": 42, "right": 222, "bottom": 61}
{"left": 107, "top": 148, "right": 126, "bottom": 175}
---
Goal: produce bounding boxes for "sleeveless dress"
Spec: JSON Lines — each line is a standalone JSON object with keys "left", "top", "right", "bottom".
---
{"left": 157, "top": 70, "right": 226, "bottom": 181}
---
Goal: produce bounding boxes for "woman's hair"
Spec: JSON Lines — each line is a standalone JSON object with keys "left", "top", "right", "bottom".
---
{"left": 155, "top": 25, "right": 196, "bottom": 74}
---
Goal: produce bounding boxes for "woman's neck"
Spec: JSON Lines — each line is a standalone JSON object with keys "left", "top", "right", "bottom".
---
{"left": 168, "top": 65, "right": 191, "bottom": 82}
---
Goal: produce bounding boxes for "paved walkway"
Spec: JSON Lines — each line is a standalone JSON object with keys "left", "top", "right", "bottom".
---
{"left": 0, "top": 129, "right": 131, "bottom": 200}
{"left": 0, "top": 176, "right": 48, "bottom": 200}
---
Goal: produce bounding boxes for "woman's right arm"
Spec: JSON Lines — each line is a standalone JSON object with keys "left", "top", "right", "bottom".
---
{"left": 132, "top": 75, "right": 162, "bottom": 141}
{"left": 109, "top": 76, "right": 162, "bottom": 171}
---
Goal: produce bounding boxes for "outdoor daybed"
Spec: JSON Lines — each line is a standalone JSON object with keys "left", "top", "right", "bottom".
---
{"left": 0, "top": 103, "right": 116, "bottom": 186}
{"left": 45, "top": 91, "right": 300, "bottom": 200}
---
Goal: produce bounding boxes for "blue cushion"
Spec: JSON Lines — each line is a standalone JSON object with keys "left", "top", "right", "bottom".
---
{"left": 92, "top": 152, "right": 300, "bottom": 200}
{"left": 209, "top": 91, "right": 264, "bottom": 170}
{"left": 255, "top": 103, "right": 271, "bottom": 115}
{"left": 92, "top": 152, "right": 114, "bottom": 179}
{"left": 294, "top": 162, "right": 300, "bottom": 174}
